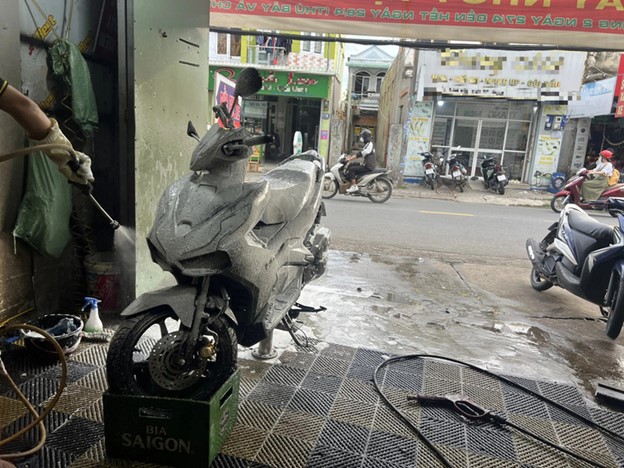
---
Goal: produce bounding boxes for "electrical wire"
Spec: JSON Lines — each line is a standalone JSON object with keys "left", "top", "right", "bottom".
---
{"left": 374, "top": 354, "right": 624, "bottom": 468}
{"left": 0, "top": 324, "right": 68, "bottom": 461}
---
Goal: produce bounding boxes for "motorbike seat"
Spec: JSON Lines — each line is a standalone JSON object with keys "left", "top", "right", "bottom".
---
{"left": 568, "top": 209, "right": 613, "bottom": 243}
{"left": 259, "top": 159, "right": 318, "bottom": 224}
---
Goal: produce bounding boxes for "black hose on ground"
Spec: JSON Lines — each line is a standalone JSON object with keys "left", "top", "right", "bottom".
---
{"left": 374, "top": 354, "right": 624, "bottom": 468}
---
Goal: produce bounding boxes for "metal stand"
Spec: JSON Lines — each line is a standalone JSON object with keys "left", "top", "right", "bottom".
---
{"left": 252, "top": 331, "right": 278, "bottom": 360}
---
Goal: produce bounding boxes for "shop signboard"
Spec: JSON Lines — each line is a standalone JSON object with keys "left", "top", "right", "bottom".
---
{"left": 571, "top": 118, "right": 591, "bottom": 171}
{"left": 210, "top": 68, "right": 329, "bottom": 99}
{"left": 420, "top": 50, "right": 585, "bottom": 101}
{"left": 531, "top": 104, "right": 567, "bottom": 187}
{"left": 403, "top": 101, "right": 433, "bottom": 181}
{"left": 210, "top": 0, "right": 624, "bottom": 50}
{"left": 616, "top": 55, "right": 624, "bottom": 118}
{"left": 214, "top": 72, "right": 240, "bottom": 127}
{"left": 568, "top": 77, "right": 617, "bottom": 119}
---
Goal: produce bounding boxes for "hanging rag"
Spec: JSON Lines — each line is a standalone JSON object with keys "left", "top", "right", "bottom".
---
{"left": 48, "top": 39, "right": 99, "bottom": 135}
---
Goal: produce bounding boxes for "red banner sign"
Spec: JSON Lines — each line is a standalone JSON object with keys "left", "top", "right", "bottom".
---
{"left": 210, "top": 0, "right": 624, "bottom": 49}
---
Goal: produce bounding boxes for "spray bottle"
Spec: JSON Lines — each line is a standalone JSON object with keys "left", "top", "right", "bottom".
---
{"left": 82, "top": 297, "right": 104, "bottom": 333}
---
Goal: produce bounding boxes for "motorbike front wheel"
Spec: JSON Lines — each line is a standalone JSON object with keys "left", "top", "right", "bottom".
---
{"left": 550, "top": 194, "right": 569, "bottom": 213}
{"left": 607, "top": 274, "right": 624, "bottom": 339}
{"left": 498, "top": 181, "right": 505, "bottom": 195}
{"left": 367, "top": 177, "right": 393, "bottom": 203}
{"left": 106, "top": 308, "right": 237, "bottom": 398}
{"left": 530, "top": 267, "right": 553, "bottom": 291}
{"left": 322, "top": 178, "right": 339, "bottom": 199}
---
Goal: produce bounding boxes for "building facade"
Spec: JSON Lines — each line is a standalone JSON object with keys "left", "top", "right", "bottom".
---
{"left": 344, "top": 46, "right": 394, "bottom": 153}
{"left": 382, "top": 48, "right": 588, "bottom": 186}
{"left": 208, "top": 31, "right": 344, "bottom": 162}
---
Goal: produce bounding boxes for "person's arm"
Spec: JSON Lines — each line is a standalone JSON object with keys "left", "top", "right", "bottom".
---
{"left": 360, "top": 141, "right": 373, "bottom": 157}
{"left": 0, "top": 83, "right": 52, "bottom": 139}
{"left": 0, "top": 82, "right": 94, "bottom": 184}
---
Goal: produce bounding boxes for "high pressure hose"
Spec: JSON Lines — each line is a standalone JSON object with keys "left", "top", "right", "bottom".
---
{"left": 0, "top": 323, "right": 68, "bottom": 462}
{"left": 374, "top": 354, "right": 624, "bottom": 468}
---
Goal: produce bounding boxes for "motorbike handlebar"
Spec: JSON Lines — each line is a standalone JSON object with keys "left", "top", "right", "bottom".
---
{"left": 222, "top": 134, "right": 274, "bottom": 157}
{"left": 243, "top": 135, "right": 274, "bottom": 147}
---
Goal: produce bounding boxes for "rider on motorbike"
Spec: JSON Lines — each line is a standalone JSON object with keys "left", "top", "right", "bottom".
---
{"left": 346, "top": 128, "right": 375, "bottom": 193}
{"left": 581, "top": 149, "right": 613, "bottom": 201}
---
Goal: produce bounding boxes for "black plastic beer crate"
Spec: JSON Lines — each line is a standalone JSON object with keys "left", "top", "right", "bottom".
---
{"left": 103, "top": 370, "right": 239, "bottom": 467}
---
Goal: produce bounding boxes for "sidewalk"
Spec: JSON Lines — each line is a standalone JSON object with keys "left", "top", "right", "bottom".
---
{"left": 393, "top": 177, "right": 553, "bottom": 207}
{"left": 246, "top": 162, "right": 554, "bottom": 208}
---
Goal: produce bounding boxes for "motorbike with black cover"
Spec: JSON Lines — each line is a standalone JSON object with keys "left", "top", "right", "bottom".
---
{"left": 106, "top": 68, "right": 331, "bottom": 398}
{"left": 526, "top": 199, "right": 624, "bottom": 338}
{"left": 480, "top": 155, "right": 508, "bottom": 195}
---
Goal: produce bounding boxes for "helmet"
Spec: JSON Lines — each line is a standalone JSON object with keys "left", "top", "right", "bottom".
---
{"left": 360, "top": 129, "right": 372, "bottom": 143}
{"left": 600, "top": 149, "right": 613, "bottom": 159}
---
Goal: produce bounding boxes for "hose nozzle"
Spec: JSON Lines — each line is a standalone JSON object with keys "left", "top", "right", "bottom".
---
{"left": 88, "top": 193, "right": 120, "bottom": 230}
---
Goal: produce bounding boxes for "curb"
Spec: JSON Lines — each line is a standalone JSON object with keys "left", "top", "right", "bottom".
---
{"left": 392, "top": 179, "right": 552, "bottom": 208}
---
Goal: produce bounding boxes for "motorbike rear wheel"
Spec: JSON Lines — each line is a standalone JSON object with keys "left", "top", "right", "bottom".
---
{"left": 551, "top": 194, "right": 569, "bottom": 213}
{"left": 322, "top": 178, "right": 339, "bottom": 199}
{"left": 367, "top": 177, "right": 393, "bottom": 203}
{"left": 530, "top": 267, "right": 553, "bottom": 291}
{"left": 106, "top": 308, "right": 237, "bottom": 398}
{"left": 607, "top": 274, "right": 624, "bottom": 339}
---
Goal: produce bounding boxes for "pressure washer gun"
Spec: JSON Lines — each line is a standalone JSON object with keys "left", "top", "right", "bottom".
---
{"left": 407, "top": 393, "right": 502, "bottom": 423}
{"left": 62, "top": 149, "right": 119, "bottom": 230}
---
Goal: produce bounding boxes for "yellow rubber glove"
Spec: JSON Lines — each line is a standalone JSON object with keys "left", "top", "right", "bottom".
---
{"left": 30, "top": 119, "right": 94, "bottom": 185}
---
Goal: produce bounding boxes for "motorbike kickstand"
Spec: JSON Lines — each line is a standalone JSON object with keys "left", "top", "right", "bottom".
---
{"left": 281, "top": 314, "right": 309, "bottom": 348}
{"left": 289, "top": 302, "right": 327, "bottom": 320}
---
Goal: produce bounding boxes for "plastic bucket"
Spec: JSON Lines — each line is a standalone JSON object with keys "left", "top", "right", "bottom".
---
{"left": 85, "top": 252, "right": 120, "bottom": 313}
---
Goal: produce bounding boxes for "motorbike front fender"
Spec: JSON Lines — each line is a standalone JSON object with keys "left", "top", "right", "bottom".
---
{"left": 121, "top": 284, "right": 198, "bottom": 327}
{"left": 324, "top": 172, "right": 337, "bottom": 183}
{"left": 553, "top": 189, "right": 571, "bottom": 198}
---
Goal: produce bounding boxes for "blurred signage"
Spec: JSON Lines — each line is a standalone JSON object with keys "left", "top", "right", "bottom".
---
{"left": 211, "top": 68, "right": 329, "bottom": 98}
{"left": 421, "top": 50, "right": 585, "bottom": 101}
{"left": 568, "top": 77, "right": 617, "bottom": 119}
{"left": 210, "top": 0, "right": 624, "bottom": 49}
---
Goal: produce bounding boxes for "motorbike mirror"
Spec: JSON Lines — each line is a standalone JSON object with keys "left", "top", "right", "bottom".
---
{"left": 235, "top": 67, "right": 263, "bottom": 98}
{"left": 187, "top": 121, "right": 200, "bottom": 142}
{"left": 229, "top": 67, "right": 263, "bottom": 117}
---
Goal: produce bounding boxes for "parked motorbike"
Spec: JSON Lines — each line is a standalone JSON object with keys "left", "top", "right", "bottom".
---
{"left": 480, "top": 155, "right": 508, "bottom": 195}
{"left": 106, "top": 68, "right": 331, "bottom": 399}
{"left": 526, "top": 199, "right": 624, "bottom": 338}
{"left": 322, "top": 154, "right": 393, "bottom": 203}
{"left": 419, "top": 151, "right": 441, "bottom": 190}
{"left": 550, "top": 168, "right": 624, "bottom": 216}
{"left": 445, "top": 151, "right": 468, "bottom": 192}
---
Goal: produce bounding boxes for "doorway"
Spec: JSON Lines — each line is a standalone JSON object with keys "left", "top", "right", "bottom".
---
{"left": 451, "top": 119, "right": 506, "bottom": 177}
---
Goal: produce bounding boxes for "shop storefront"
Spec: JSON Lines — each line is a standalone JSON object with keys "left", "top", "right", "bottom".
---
{"left": 209, "top": 67, "right": 332, "bottom": 161}
{"left": 430, "top": 100, "right": 534, "bottom": 180}
{"left": 402, "top": 49, "right": 586, "bottom": 184}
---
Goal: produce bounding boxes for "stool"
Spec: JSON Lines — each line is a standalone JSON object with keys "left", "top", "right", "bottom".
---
{"left": 247, "top": 155, "right": 260, "bottom": 172}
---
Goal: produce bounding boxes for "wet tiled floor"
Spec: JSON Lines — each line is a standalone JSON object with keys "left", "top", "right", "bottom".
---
{"left": 2, "top": 339, "right": 624, "bottom": 467}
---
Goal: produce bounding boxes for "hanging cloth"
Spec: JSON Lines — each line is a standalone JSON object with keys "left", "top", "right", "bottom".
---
{"left": 48, "top": 39, "right": 99, "bottom": 135}
{"left": 13, "top": 151, "right": 72, "bottom": 258}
